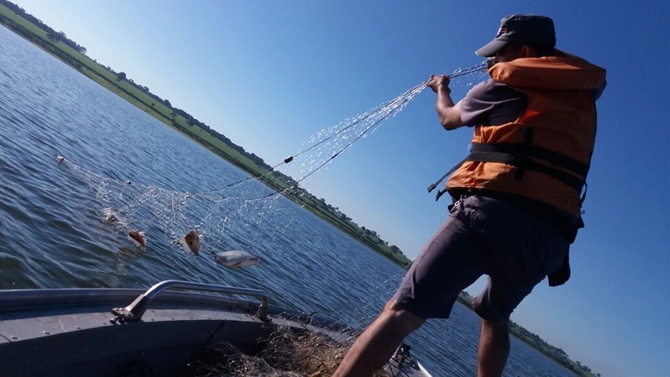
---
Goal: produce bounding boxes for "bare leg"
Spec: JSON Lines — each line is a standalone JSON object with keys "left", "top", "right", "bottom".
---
{"left": 333, "top": 299, "right": 425, "bottom": 377}
{"left": 477, "top": 318, "right": 510, "bottom": 377}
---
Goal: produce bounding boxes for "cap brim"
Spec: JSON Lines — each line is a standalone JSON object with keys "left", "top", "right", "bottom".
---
{"left": 475, "top": 38, "right": 508, "bottom": 57}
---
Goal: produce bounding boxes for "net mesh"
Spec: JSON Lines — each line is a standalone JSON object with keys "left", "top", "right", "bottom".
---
{"left": 57, "top": 68, "right": 487, "bottom": 376}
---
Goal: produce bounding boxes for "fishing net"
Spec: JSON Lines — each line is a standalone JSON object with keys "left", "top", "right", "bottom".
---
{"left": 55, "top": 65, "right": 487, "bottom": 376}
{"left": 56, "top": 79, "right": 435, "bottom": 258}
{"left": 56, "top": 64, "right": 486, "bottom": 261}
{"left": 175, "top": 326, "right": 392, "bottom": 377}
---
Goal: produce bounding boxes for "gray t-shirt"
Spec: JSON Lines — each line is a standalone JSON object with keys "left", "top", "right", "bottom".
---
{"left": 460, "top": 79, "right": 527, "bottom": 127}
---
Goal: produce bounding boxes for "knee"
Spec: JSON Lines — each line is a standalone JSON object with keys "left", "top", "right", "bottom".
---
{"left": 381, "top": 299, "right": 425, "bottom": 331}
{"left": 481, "top": 318, "right": 509, "bottom": 336}
{"left": 383, "top": 298, "right": 405, "bottom": 313}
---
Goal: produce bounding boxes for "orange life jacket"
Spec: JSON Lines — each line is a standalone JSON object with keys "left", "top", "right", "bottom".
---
{"left": 446, "top": 53, "right": 607, "bottom": 216}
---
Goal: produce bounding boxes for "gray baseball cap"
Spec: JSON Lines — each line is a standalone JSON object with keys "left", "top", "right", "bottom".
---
{"left": 475, "top": 14, "right": 556, "bottom": 57}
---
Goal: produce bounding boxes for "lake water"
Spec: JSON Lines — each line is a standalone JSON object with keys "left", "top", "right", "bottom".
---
{"left": 0, "top": 25, "right": 574, "bottom": 377}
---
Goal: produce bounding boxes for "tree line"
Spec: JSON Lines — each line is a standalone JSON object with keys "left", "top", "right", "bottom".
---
{"left": 0, "top": 0, "right": 86, "bottom": 54}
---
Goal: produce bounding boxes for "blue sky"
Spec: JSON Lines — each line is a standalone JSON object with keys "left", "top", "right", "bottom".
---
{"left": 9, "top": 0, "right": 670, "bottom": 375}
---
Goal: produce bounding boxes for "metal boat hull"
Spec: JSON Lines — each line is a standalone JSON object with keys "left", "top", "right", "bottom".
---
{"left": 0, "top": 281, "right": 430, "bottom": 376}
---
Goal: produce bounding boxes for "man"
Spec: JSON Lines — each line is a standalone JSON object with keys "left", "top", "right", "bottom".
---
{"left": 334, "top": 14, "right": 606, "bottom": 377}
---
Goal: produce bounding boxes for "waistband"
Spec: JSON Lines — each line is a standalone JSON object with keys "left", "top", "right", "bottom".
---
{"left": 449, "top": 189, "right": 581, "bottom": 242}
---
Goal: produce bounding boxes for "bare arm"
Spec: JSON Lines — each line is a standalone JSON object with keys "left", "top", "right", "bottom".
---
{"left": 427, "top": 75, "right": 465, "bottom": 130}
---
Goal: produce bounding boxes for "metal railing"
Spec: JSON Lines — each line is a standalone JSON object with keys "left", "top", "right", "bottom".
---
{"left": 111, "top": 280, "right": 269, "bottom": 322}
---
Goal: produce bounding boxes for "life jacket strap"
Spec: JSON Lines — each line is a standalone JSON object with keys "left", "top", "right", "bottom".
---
{"left": 426, "top": 156, "right": 468, "bottom": 198}
{"left": 469, "top": 142, "right": 590, "bottom": 176}
{"left": 426, "top": 140, "right": 590, "bottom": 202}
{"left": 514, "top": 127, "right": 534, "bottom": 180}
{"left": 467, "top": 142, "right": 587, "bottom": 193}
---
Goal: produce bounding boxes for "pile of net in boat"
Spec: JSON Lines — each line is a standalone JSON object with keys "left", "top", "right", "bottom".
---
{"left": 175, "top": 326, "right": 391, "bottom": 377}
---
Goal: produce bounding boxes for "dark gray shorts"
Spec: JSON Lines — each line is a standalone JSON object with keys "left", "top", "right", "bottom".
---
{"left": 393, "top": 195, "right": 568, "bottom": 321}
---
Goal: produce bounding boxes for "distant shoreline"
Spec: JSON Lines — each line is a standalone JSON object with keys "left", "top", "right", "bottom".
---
{"left": 0, "top": 3, "right": 598, "bottom": 376}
